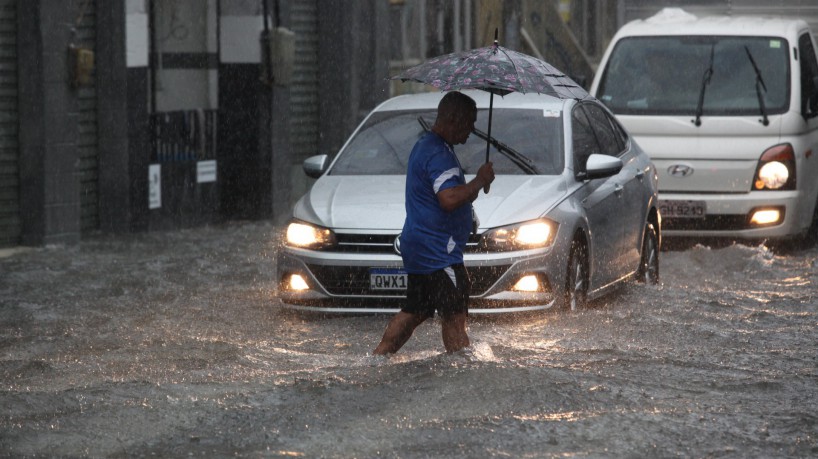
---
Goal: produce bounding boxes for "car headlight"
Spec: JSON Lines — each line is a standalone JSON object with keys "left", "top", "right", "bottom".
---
{"left": 480, "top": 219, "right": 557, "bottom": 252}
{"left": 285, "top": 221, "right": 337, "bottom": 249}
{"left": 754, "top": 143, "right": 795, "bottom": 190}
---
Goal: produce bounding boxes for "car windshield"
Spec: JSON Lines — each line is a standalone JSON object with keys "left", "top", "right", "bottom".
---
{"left": 328, "top": 108, "right": 564, "bottom": 175}
{"left": 596, "top": 36, "right": 790, "bottom": 116}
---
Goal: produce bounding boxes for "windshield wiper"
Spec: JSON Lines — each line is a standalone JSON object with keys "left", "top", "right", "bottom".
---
{"left": 744, "top": 46, "right": 770, "bottom": 126}
{"left": 417, "top": 116, "right": 431, "bottom": 132}
{"left": 419, "top": 116, "right": 539, "bottom": 175}
{"left": 470, "top": 126, "right": 539, "bottom": 175}
{"left": 694, "top": 44, "right": 715, "bottom": 127}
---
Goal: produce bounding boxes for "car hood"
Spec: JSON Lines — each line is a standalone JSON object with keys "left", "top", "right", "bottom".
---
{"left": 293, "top": 175, "right": 569, "bottom": 231}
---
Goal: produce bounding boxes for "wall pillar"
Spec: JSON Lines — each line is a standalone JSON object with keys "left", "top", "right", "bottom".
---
{"left": 17, "top": 0, "right": 81, "bottom": 245}
{"left": 219, "top": 0, "right": 292, "bottom": 223}
{"left": 318, "top": 0, "right": 390, "bottom": 156}
{"left": 97, "top": 0, "right": 132, "bottom": 233}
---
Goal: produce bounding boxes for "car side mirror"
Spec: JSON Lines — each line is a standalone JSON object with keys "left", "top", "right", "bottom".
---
{"left": 583, "top": 154, "right": 623, "bottom": 180}
{"left": 303, "top": 154, "right": 329, "bottom": 178}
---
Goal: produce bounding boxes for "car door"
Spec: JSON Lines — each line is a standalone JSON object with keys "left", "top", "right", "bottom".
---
{"left": 572, "top": 103, "right": 627, "bottom": 288}
{"left": 589, "top": 104, "right": 649, "bottom": 272}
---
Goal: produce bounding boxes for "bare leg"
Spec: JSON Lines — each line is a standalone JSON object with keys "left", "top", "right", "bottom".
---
{"left": 373, "top": 311, "right": 428, "bottom": 355}
{"left": 441, "top": 312, "right": 469, "bottom": 353}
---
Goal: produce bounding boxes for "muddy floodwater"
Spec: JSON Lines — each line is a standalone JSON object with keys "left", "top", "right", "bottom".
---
{"left": 1, "top": 221, "right": 816, "bottom": 457}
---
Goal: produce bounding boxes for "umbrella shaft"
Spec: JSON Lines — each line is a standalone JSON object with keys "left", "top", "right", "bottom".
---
{"left": 485, "top": 93, "right": 494, "bottom": 164}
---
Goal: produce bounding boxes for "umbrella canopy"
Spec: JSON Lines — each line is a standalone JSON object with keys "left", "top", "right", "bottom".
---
{"left": 391, "top": 40, "right": 589, "bottom": 100}
{"left": 391, "top": 33, "right": 589, "bottom": 171}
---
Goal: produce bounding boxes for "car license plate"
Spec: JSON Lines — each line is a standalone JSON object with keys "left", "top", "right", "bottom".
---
{"left": 659, "top": 200, "right": 706, "bottom": 218}
{"left": 370, "top": 268, "right": 408, "bottom": 291}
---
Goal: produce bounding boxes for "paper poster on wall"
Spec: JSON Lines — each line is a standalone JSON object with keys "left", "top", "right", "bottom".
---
{"left": 149, "top": 164, "right": 161, "bottom": 209}
{"left": 197, "top": 160, "right": 217, "bottom": 183}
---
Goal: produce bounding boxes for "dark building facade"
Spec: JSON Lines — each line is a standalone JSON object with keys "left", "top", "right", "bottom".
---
{"left": 2, "top": 0, "right": 603, "bottom": 249}
{"left": 0, "top": 0, "right": 391, "bottom": 248}
{"left": 3, "top": 0, "right": 607, "bottom": 249}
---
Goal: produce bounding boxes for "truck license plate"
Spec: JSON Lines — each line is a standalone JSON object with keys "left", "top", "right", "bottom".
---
{"left": 659, "top": 200, "right": 706, "bottom": 218}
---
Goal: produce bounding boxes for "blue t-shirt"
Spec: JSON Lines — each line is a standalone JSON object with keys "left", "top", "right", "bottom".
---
{"left": 401, "top": 132, "right": 473, "bottom": 274}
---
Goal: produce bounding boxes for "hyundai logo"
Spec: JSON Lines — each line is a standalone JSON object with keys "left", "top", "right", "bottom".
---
{"left": 667, "top": 164, "right": 694, "bottom": 177}
{"left": 393, "top": 234, "right": 402, "bottom": 256}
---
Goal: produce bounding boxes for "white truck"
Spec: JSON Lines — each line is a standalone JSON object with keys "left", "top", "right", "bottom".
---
{"left": 591, "top": 8, "right": 818, "bottom": 243}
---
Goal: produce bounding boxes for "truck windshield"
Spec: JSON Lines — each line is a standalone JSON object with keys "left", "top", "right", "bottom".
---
{"left": 596, "top": 36, "right": 790, "bottom": 116}
{"left": 329, "top": 108, "right": 564, "bottom": 176}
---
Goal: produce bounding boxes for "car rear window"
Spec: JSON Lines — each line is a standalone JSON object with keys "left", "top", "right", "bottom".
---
{"left": 329, "top": 108, "right": 564, "bottom": 176}
{"left": 596, "top": 35, "right": 790, "bottom": 116}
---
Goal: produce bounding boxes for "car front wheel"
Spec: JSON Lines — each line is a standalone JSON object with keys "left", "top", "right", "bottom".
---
{"left": 636, "top": 222, "right": 659, "bottom": 284}
{"left": 557, "top": 239, "right": 588, "bottom": 312}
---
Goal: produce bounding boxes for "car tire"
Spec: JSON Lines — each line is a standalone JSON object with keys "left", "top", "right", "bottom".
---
{"left": 557, "top": 239, "right": 588, "bottom": 312}
{"left": 636, "top": 222, "right": 660, "bottom": 284}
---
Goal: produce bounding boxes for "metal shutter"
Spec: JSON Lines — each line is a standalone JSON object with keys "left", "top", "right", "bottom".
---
{"left": 290, "top": 0, "right": 319, "bottom": 162}
{"left": 0, "top": 0, "right": 18, "bottom": 247}
{"left": 76, "top": 1, "right": 99, "bottom": 234}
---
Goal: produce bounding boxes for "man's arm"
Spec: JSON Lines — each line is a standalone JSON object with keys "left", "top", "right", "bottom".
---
{"left": 437, "top": 162, "right": 495, "bottom": 212}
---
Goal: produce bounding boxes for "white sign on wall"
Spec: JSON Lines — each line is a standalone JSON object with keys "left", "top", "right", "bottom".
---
{"left": 197, "top": 160, "right": 217, "bottom": 183}
{"left": 149, "top": 164, "right": 161, "bottom": 209}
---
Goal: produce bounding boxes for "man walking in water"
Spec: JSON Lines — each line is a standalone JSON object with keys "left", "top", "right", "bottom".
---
{"left": 373, "top": 91, "right": 495, "bottom": 355}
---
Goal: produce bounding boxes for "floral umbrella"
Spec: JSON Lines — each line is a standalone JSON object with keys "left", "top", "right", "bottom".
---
{"left": 392, "top": 31, "right": 588, "bottom": 164}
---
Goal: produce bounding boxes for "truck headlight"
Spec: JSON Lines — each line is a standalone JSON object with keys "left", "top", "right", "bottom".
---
{"left": 285, "top": 221, "right": 337, "bottom": 249}
{"left": 754, "top": 144, "right": 795, "bottom": 190}
{"left": 756, "top": 161, "right": 789, "bottom": 189}
{"left": 480, "top": 219, "right": 557, "bottom": 252}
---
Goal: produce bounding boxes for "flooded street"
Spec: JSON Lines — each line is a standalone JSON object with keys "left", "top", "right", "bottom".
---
{"left": 1, "top": 220, "right": 816, "bottom": 457}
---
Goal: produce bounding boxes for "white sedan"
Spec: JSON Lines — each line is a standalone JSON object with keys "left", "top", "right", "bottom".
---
{"left": 276, "top": 90, "right": 660, "bottom": 314}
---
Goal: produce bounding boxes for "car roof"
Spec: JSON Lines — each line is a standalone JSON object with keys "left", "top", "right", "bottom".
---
{"left": 374, "top": 89, "right": 574, "bottom": 113}
{"left": 615, "top": 7, "right": 809, "bottom": 40}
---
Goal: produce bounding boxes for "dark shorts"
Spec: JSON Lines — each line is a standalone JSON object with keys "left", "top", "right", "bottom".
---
{"left": 403, "top": 264, "right": 471, "bottom": 319}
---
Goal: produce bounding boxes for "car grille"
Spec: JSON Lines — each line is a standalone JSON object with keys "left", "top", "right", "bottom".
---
{"left": 329, "top": 233, "right": 484, "bottom": 254}
{"left": 306, "top": 264, "right": 511, "bottom": 296}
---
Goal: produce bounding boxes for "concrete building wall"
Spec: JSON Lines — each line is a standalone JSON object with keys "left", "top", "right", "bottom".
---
{"left": 17, "top": 1, "right": 84, "bottom": 245}
{"left": 8, "top": 1, "right": 594, "bottom": 248}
